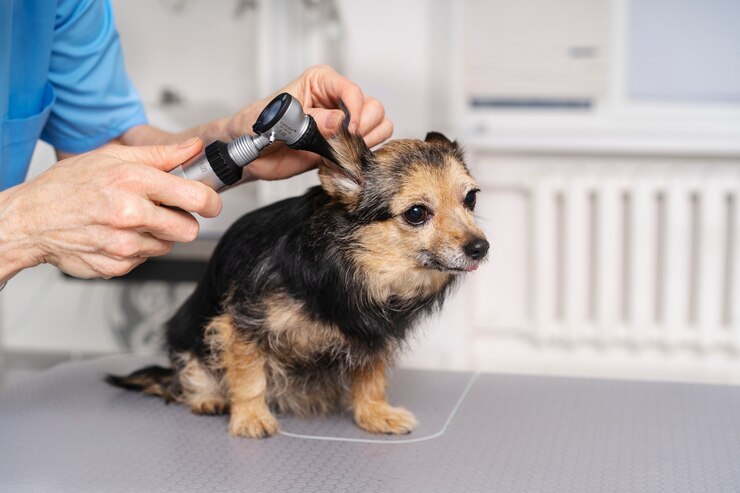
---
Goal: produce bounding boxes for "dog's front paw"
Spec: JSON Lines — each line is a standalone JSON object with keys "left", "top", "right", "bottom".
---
{"left": 354, "top": 404, "right": 419, "bottom": 435}
{"left": 228, "top": 405, "right": 279, "bottom": 438}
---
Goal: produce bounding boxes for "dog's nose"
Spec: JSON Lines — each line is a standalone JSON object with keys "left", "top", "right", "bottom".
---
{"left": 463, "top": 238, "right": 489, "bottom": 260}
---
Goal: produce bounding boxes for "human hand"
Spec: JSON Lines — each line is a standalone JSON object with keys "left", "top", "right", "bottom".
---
{"left": 226, "top": 65, "right": 394, "bottom": 181}
{"left": 0, "top": 138, "right": 221, "bottom": 280}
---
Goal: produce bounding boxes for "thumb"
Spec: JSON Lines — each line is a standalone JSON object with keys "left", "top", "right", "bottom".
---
{"left": 114, "top": 137, "right": 204, "bottom": 172}
{"left": 306, "top": 109, "right": 345, "bottom": 137}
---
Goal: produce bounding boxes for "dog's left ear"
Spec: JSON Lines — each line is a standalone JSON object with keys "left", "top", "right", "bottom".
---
{"left": 425, "top": 131, "right": 458, "bottom": 148}
{"left": 425, "top": 131, "right": 464, "bottom": 161}
{"left": 320, "top": 122, "right": 372, "bottom": 208}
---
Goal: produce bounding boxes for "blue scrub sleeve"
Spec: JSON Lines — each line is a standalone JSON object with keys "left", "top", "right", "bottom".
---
{"left": 40, "top": 0, "right": 147, "bottom": 154}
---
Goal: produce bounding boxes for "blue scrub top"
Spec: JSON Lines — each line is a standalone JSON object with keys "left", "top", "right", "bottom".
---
{"left": 0, "top": 0, "right": 147, "bottom": 190}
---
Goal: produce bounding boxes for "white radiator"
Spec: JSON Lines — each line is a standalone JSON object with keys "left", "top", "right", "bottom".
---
{"left": 466, "top": 155, "right": 740, "bottom": 375}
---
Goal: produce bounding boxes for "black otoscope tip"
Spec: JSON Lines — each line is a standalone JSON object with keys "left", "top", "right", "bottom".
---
{"left": 288, "top": 115, "right": 338, "bottom": 164}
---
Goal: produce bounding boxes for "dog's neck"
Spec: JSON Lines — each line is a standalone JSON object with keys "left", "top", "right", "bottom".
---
{"left": 361, "top": 266, "right": 452, "bottom": 305}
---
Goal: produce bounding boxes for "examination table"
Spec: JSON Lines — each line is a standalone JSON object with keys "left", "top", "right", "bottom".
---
{"left": 2, "top": 355, "right": 740, "bottom": 492}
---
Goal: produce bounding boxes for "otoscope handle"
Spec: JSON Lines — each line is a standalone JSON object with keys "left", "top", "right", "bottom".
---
{"left": 169, "top": 141, "right": 235, "bottom": 192}
{"left": 169, "top": 135, "right": 269, "bottom": 192}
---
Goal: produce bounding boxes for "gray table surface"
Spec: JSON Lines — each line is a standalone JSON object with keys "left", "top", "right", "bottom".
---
{"left": 2, "top": 355, "right": 740, "bottom": 492}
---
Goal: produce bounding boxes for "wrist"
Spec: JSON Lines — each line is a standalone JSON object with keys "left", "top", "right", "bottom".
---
{"left": 0, "top": 185, "right": 44, "bottom": 282}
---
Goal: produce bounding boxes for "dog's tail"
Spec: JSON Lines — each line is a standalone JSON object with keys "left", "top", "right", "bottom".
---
{"left": 105, "top": 365, "right": 177, "bottom": 401}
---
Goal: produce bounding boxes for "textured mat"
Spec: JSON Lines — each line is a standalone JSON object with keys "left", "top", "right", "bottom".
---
{"left": 2, "top": 355, "right": 740, "bottom": 492}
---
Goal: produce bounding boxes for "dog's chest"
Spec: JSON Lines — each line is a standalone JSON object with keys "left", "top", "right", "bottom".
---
{"left": 262, "top": 293, "right": 351, "bottom": 361}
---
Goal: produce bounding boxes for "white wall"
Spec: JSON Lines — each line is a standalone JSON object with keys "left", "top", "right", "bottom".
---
{"left": 337, "top": 0, "right": 435, "bottom": 139}
{"left": 4, "top": 0, "right": 740, "bottom": 386}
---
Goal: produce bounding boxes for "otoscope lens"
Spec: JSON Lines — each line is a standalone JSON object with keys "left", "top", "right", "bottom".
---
{"left": 253, "top": 93, "right": 291, "bottom": 134}
{"left": 260, "top": 99, "right": 282, "bottom": 125}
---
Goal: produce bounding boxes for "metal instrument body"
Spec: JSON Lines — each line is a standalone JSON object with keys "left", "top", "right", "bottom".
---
{"left": 169, "top": 93, "right": 334, "bottom": 191}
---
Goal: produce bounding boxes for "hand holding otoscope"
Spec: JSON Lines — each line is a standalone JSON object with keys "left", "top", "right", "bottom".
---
{"left": 169, "top": 93, "right": 336, "bottom": 191}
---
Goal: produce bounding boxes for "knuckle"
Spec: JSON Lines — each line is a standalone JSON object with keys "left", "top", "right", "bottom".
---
{"left": 194, "top": 190, "right": 211, "bottom": 211}
{"left": 308, "top": 63, "right": 333, "bottom": 75}
{"left": 185, "top": 220, "right": 200, "bottom": 241}
{"left": 158, "top": 241, "right": 174, "bottom": 256}
{"left": 366, "top": 98, "right": 385, "bottom": 118}
{"left": 113, "top": 200, "right": 144, "bottom": 228}
{"left": 102, "top": 260, "right": 136, "bottom": 278}
{"left": 191, "top": 187, "right": 219, "bottom": 215}
{"left": 106, "top": 236, "right": 139, "bottom": 259}
{"left": 109, "top": 162, "right": 133, "bottom": 184}
{"left": 176, "top": 218, "right": 200, "bottom": 242}
{"left": 384, "top": 119, "right": 394, "bottom": 138}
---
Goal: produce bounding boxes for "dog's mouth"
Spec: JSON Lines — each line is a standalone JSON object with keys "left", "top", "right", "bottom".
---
{"left": 419, "top": 253, "right": 480, "bottom": 273}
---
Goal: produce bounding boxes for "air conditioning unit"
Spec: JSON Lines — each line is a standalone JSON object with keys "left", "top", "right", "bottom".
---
{"left": 462, "top": 0, "right": 609, "bottom": 109}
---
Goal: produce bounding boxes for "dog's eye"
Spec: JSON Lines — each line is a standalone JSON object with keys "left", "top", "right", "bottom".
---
{"left": 464, "top": 189, "right": 479, "bottom": 210}
{"left": 403, "top": 205, "right": 430, "bottom": 225}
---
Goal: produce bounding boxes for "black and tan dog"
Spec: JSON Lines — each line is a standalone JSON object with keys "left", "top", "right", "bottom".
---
{"left": 107, "top": 120, "right": 489, "bottom": 438}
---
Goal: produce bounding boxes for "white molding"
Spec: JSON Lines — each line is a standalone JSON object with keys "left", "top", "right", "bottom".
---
{"left": 454, "top": 0, "right": 740, "bottom": 157}
{"left": 463, "top": 113, "right": 740, "bottom": 157}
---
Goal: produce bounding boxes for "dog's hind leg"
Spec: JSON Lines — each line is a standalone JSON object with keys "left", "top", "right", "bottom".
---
{"left": 207, "top": 314, "right": 279, "bottom": 438}
{"left": 350, "top": 358, "right": 418, "bottom": 435}
{"left": 174, "top": 352, "right": 228, "bottom": 415}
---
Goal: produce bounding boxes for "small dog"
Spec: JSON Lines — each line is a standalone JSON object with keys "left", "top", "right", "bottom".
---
{"left": 107, "top": 118, "right": 489, "bottom": 438}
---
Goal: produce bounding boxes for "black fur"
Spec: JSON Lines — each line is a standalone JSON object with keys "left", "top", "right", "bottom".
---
{"left": 166, "top": 184, "right": 454, "bottom": 360}
{"left": 106, "top": 121, "right": 479, "bottom": 427}
{"left": 105, "top": 365, "right": 173, "bottom": 394}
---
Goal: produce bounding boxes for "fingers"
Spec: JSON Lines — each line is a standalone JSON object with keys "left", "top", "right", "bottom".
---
{"left": 244, "top": 148, "right": 319, "bottom": 182}
{"left": 306, "top": 95, "right": 392, "bottom": 146}
{"left": 336, "top": 82, "right": 364, "bottom": 132}
{"left": 139, "top": 203, "right": 201, "bottom": 243}
{"left": 307, "top": 109, "right": 344, "bottom": 136}
{"left": 137, "top": 234, "right": 174, "bottom": 257}
{"left": 357, "top": 96, "right": 389, "bottom": 138}
{"left": 103, "top": 231, "right": 174, "bottom": 260}
{"left": 107, "top": 137, "right": 204, "bottom": 172}
{"left": 140, "top": 166, "right": 222, "bottom": 218}
{"left": 314, "top": 67, "right": 364, "bottom": 132}
{"left": 363, "top": 118, "right": 394, "bottom": 148}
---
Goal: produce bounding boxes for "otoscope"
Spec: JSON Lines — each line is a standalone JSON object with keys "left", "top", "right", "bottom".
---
{"left": 169, "top": 93, "right": 335, "bottom": 191}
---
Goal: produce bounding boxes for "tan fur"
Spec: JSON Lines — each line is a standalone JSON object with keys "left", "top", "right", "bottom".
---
{"left": 173, "top": 351, "right": 228, "bottom": 415}
{"left": 318, "top": 134, "right": 365, "bottom": 207}
{"left": 111, "top": 134, "right": 487, "bottom": 439}
{"left": 204, "top": 314, "right": 278, "bottom": 438}
{"left": 123, "top": 376, "right": 166, "bottom": 397}
{"left": 263, "top": 293, "right": 348, "bottom": 362}
{"left": 352, "top": 220, "right": 451, "bottom": 302}
{"left": 261, "top": 293, "right": 354, "bottom": 416}
{"left": 351, "top": 153, "right": 484, "bottom": 303}
{"left": 351, "top": 358, "right": 418, "bottom": 434}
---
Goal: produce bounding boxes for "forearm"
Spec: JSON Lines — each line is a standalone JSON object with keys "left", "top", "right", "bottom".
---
{"left": 55, "top": 118, "right": 237, "bottom": 161}
{"left": 119, "top": 99, "right": 267, "bottom": 148}
{"left": 120, "top": 119, "right": 229, "bottom": 147}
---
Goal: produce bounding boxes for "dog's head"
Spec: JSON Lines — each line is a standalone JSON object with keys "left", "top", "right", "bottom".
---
{"left": 320, "top": 125, "right": 488, "bottom": 300}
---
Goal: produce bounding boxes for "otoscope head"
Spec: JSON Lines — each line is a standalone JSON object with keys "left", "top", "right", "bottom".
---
{"left": 170, "top": 93, "right": 339, "bottom": 192}
{"left": 252, "top": 93, "right": 336, "bottom": 163}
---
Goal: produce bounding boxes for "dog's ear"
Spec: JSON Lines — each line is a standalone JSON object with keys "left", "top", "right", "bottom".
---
{"left": 425, "top": 131, "right": 458, "bottom": 148}
{"left": 319, "top": 111, "right": 371, "bottom": 207}
{"left": 425, "top": 131, "right": 464, "bottom": 161}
